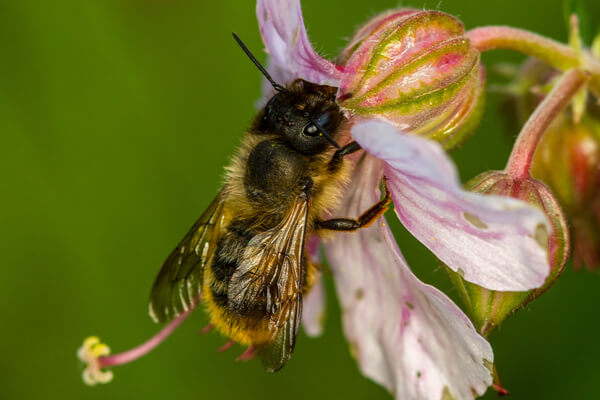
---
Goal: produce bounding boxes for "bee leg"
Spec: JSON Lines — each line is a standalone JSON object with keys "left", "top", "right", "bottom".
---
{"left": 327, "top": 141, "right": 362, "bottom": 172}
{"left": 197, "top": 323, "right": 214, "bottom": 335}
{"left": 317, "top": 177, "right": 391, "bottom": 232}
{"left": 216, "top": 339, "right": 235, "bottom": 352}
{"left": 236, "top": 345, "right": 258, "bottom": 362}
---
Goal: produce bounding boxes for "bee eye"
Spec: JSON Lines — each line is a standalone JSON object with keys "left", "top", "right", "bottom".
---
{"left": 303, "top": 110, "right": 334, "bottom": 137}
{"left": 304, "top": 123, "right": 319, "bottom": 136}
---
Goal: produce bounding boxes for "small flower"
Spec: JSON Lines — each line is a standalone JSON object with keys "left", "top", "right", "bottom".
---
{"left": 257, "top": 1, "right": 552, "bottom": 398}
{"left": 77, "top": 336, "right": 113, "bottom": 386}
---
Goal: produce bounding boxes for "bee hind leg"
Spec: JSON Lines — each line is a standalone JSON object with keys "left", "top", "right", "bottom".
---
{"left": 317, "top": 177, "right": 391, "bottom": 232}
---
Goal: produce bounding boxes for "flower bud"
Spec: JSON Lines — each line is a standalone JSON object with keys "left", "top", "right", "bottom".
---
{"left": 337, "top": 10, "right": 485, "bottom": 149}
{"left": 532, "top": 113, "right": 600, "bottom": 269}
{"left": 446, "top": 171, "right": 569, "bottom": 336}
{"left": 502, "top": 58, "right": 600, "bottom": 270}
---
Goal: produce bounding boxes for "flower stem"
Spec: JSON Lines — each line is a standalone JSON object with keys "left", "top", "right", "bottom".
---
{"left": 98, "top": 301, "right": 198, "bottom": 368}
{"left": 469, "top": 27, "right": 578, "bottom": 69}
{"left": 505, "top": 68, "right": 589, "bottom": 179}
{"left": 468, "top": 27, "right": 600, "bottom": 95}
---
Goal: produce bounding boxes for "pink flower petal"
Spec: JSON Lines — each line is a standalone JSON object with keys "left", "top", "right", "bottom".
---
{"left": 256, "top": 0, "right": 341, "bottom": 97}
{"left": 302, "top": 236, "right": 326, "bottom": 337}
{"left": 302, "top": 275, "right": 326, "bottom": 337}
{"left": 352, "top": 120, "right": 551, "bottom": 291}
{"left": 325, "top": 157, "right": 493, "bottom": 399}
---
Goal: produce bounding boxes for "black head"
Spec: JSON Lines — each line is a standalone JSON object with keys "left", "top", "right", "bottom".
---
{"left": 259, "top": 79, "right": 344, "bottom": 155}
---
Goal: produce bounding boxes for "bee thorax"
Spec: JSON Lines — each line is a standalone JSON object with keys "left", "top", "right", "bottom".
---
{"left": 244, "top": 139, "right": 309, "bottom": 204}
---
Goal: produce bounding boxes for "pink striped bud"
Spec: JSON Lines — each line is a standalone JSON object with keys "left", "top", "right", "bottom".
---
{"left": 337, "top": 10, "right": 485, "bottom": 149}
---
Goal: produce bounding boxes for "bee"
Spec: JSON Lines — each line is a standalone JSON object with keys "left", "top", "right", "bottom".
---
{"left": 148, "top": 34, "right": 391, "bottom": 372}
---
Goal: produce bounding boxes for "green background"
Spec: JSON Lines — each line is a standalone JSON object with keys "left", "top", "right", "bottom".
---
{"left": 2, "top": 0, "right": 599, "bottom": 399}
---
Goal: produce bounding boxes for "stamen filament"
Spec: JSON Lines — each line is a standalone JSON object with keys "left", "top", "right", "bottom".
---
{"left": 98, "top": 305, "right": 196, "bottom": 369}
{"left": 505, "top": 68, "right": 589, "bottom": 179}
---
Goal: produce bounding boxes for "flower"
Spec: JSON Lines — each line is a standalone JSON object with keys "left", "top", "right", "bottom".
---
{"left": 79, "top": 2, "right": 553, "bottom": 399}
{"left": 257, "top": 1, "right": 552, "bottom": 398}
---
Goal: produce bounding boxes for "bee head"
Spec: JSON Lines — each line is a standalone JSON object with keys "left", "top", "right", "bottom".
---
{"left": 260, "top": 80, "right": 344, "bottom": 155}
{"left": 231, "top": 33, "right": 344, "bottom": 154}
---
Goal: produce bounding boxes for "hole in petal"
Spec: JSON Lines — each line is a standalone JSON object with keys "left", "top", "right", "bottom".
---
{"left": 533, "top": 223, "right": 550, "bottom": 251}
{"left": 442, "top": 386, "right": 458, "bottom": 400}
{"left": 463, "top": 212, "right": 488, "bottom": 229}
{"left": 355, "top": 288, "right": 364, "bottom": 300}
{"left": 482, "top": 359, "right": 494, "bottom": 375}
{"left": 417, "top": 370, "right": 422, "bottom": 378}
{"left": 405, "top": 301, "right": 414, "bottom": 310}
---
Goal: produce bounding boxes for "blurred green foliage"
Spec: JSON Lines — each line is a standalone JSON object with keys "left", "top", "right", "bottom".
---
{"left": 1, "top": 1, "right": 599, "bottom": 399}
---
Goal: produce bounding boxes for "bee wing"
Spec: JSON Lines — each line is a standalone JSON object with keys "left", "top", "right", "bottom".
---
{"left": 228, "top": 195, "right": 309, "bottom": 372}
{"left": 149, "top": 191, "right": 226, "bottom": 323}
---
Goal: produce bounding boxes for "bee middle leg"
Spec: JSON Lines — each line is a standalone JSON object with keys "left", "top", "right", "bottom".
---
{"left": 317, "top": 178, "right": 391, "bottom": 232}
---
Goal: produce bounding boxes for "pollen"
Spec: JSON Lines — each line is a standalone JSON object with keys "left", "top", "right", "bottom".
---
{"left": 77, "top": 336, "right": 114, "bottom": 386}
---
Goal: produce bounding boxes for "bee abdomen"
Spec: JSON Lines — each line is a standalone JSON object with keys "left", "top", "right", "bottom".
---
{"left": 208, "top": 219, "right": 268, "bottom": 320}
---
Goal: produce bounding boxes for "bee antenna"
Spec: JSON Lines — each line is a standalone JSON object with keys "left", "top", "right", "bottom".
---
{"left": 307, "top": 115, "right": 341, "bottom": 149}
{"left": 232, "top": 32, "right": 289, "bottom": 94}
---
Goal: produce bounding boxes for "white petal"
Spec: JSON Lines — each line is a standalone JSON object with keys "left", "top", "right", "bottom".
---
{"left": 256, "top": 0, "right": 341, "bottom": 98}
{"left": 325, "top": 157, "right": 493, "bottom": 400}
{"left": 352, "top": 120, "right": 551, "bottom": 291}
{"left": 302, "top": 236, "right": 326, "bottom": 337}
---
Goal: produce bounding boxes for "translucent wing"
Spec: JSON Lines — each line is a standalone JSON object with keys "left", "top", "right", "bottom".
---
{"left": 228, "top": 195, "right": 309, "bottom": 372}
{"left": 149, "top": 191, "right": 226, "bottom": 323}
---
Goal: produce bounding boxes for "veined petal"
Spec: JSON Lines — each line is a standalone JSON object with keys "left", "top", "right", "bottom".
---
{"left": 256, "top": 0, "right": 341, "bottom": 96}
{"left": 302, "top": 235, "right": 326, "bottom": 337}
{"left": 352, "top": 121, "right": 551, "bottom": 291}
{"left": 325, "top": 157, "right": 493, "bottom": 400}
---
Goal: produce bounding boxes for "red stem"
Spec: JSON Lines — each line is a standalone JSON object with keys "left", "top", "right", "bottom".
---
{"left": 505, "top": 69, "right": 589, "bottom": 179}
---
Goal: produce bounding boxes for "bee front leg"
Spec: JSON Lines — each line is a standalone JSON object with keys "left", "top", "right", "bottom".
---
{"left": 327, "top": 141, "right": 362, "bottom": 172}
{"left": 317, "top": 178, "right": 391, "bottom": 232}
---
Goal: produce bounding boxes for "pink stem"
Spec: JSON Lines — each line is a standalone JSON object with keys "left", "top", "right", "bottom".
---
{"left": 469, "top": 27, "right": 578, "bottom": 69}
{"left": 99, "top": 302, "right": 198, "bottom": 368}
{"left": 468, "top": 26, "right": 600, "bottom": 95}
{"left": 505, "top": 68, "right": 589, "bottom": 179}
